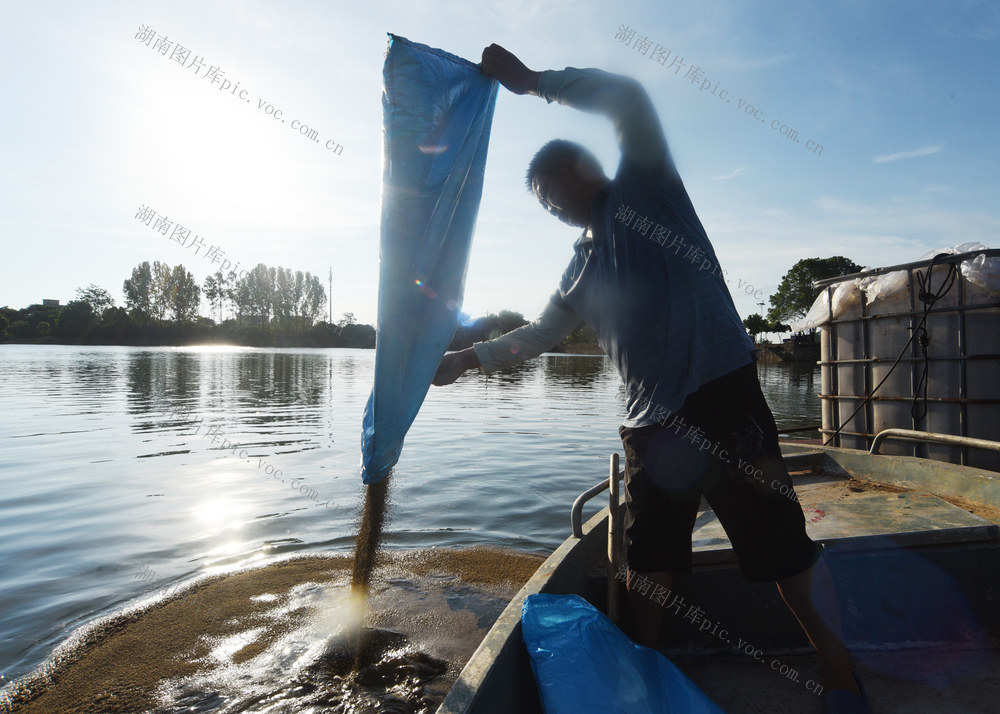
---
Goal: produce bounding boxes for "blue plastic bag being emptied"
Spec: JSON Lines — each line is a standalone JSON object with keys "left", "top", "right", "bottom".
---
{"left": 521, "top": 594, "right": 724, "bottom": 713}
{"left": 360, "top": 34, "right": 498, "bottom": 484}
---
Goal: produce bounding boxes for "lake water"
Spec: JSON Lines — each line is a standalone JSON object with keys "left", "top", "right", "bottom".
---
{"left": 0, "top": 345, "right": 820, "bottom": 686}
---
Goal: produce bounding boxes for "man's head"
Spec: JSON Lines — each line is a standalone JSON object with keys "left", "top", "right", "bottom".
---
{"left": 525, "top": 139, "right": 608, "bottom": 228}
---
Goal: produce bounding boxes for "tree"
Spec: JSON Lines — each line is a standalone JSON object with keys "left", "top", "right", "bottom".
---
{"left": 168, "top": 265, "right": 201, "bottom": 322}
{"left": 55, "top": 300, "right": 96, "bottom": 341}
{"left": 767, "top": 256, "right": 863, "bottom": 324}
{"left": 273, "top": 267, "right": 294, "bottom": 329}
{"left": 338, "top": 312, "right": 356, "bottom": 328}
{"left": 203, "top": 272, "right": 223, "bottom": 323}
{"left": 743, "top": 313, "right": 769, "bottom": 342}
{"left": 230, "top": 263, "right": 276, "bottom": 328}
{"left": 150, "top": 261, "right": 173, "bottom": 321}
{"left": 564, "top": 321, "right": 599, "bottom": 345}
{"left": 9, "top": 320, "right": 32, "bottom": 338}
{"left": 100, "top": 307, "right": 131, "bottom": 338}
{"left": 0, "top": 313, "right": 8, "bottom": 338}
{"left": 496, "top": 310, "right": 528, "bottom": 334}
{"left": 74, "top": 284, "right": 115, "bottom": 318}
{"left": 301, "top": 272, "right": 326, "bottom": 329}
{"left": 338, "top": 322, "right": 376, "bottom": 348}
{"left": 222, "top": 269, "right": 238, "bottom": 322}
{"left": 270, "top": 267, "right": 324, "bottom": 331}
{"left": 123, "top": 261, "right": 153, "bottom": 321}
{"left": 22, "top": 303, "right": 61, "bottom": 329}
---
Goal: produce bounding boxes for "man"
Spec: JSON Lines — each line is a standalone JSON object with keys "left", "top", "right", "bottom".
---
{"left": 433, "top": 44, "right": 869, "bottom": 712}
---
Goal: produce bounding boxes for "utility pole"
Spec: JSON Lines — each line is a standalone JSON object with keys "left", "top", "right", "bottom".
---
{"left": 328, "top": 266, "right": 333, "bottom": 325}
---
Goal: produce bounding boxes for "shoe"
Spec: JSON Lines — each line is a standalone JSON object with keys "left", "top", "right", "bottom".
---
{"left": 822, "top": 671, "right": 871, "bottom": 713}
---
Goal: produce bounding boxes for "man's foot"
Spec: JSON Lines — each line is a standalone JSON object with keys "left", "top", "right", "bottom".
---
{"left": 822, "top": 671, "right": 871, "bottom": 713}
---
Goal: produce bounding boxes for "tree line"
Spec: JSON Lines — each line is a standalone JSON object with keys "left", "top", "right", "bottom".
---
{"left": 742, "top": 256, "right": 861, "bottom": 342}
{"left": 121, "top": 261, "right": 327, "bottom": 330}
{"left": 1, "top": 255, "right": 860, "bottom": 349}
{"left": 0, "top": 261, "right": 373, "bottom": 348}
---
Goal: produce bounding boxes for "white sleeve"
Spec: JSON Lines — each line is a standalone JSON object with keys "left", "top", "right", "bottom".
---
{"left": 472, "top": 299, "right": 581, "bottom": 374}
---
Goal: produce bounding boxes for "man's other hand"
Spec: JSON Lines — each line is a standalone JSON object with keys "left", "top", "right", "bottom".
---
{"left": 432, "top": 348, "right": 479, "bottom": 386}
{"left": 480, "top": 44, "right": 541, "bottom": 96}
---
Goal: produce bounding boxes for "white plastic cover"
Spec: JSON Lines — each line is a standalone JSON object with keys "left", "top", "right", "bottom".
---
{"left": 794, "top": 243, "right": 998, "bottom": 330}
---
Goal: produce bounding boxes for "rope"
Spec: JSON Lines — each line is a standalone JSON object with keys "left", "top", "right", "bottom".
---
{"left": 910, "top": 254, "right": 958, "bottom": 421}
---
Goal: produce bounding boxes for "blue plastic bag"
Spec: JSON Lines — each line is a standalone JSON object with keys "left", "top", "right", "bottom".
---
{"left": 521, "top": 593, "right": 724, "bottom": 713}
{"left": 360, "top": 35, "right": 498, "bottom": 484}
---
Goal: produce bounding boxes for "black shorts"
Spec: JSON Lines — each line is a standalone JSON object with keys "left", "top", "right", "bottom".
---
{"left": 619, "top": 361, "right": 821, "bottom": 583}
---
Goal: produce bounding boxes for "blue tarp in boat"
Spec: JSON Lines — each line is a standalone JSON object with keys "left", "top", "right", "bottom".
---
{"left": 360, "top": 35, "right": 498, "bottom": 484}
{"left": 522, "top": 593, "right": 723, "bottom": 713}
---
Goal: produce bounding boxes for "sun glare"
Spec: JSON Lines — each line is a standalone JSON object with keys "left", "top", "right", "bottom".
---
{"left": 124, "top": 65, "right": 304, "bottom": 228}
{"left": 191, "top": 497, "right": 248, "bottom": 532}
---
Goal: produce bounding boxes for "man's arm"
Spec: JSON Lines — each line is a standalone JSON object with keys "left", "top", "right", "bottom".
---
{"left": 432, "top": 297, "right": 581, "bottom": 385}
{"left": 473, "top": 297, "right": 581, "bottom": 374}
{"left": 480, "top": 44, "right": 668, "bottom": 170}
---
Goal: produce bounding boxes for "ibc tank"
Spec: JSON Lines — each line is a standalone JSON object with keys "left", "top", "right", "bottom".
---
{"left": 814, "top": 249, "right": 1000, "bottom": 472}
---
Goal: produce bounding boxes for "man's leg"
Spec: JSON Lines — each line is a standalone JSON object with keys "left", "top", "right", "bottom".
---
{"left": 776, "top": 555, "right": 860, "bottom": 695}
{"left": 626, "top": 570, "right": 673, "bottom": 648}
{"left": 618, "top": 424, "right": 701, "bottom": 649}
{"left": 689, "top": 362, "right": 864, "bottom": 699}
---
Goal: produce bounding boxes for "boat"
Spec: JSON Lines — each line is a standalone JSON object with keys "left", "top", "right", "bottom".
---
{"left": 436, "top": 430, "right": 1000, "bottom": 713}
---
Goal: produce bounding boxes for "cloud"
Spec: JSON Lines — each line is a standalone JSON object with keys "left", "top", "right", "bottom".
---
{"left": 713, "top": 52, "right": 795, "bottom": 72}
{"left": 711, "top": 166, "right": 750, "bottom": 181}
{"left": 872, "top": 146, "right": 941, "bottom": 164}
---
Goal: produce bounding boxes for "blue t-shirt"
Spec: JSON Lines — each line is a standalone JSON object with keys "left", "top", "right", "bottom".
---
{"left": 553, "top": 156, "right": 755, "bottom": 428}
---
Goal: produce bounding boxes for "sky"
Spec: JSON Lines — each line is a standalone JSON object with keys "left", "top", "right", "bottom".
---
{"left": 2, "top": 0, "right": 998, "bottom": 326}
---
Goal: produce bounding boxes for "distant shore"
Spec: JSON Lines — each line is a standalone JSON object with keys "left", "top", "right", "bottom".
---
{"left": 0, "top": 323, "right": 376, "bottom": 349}
{"left": 0, "top": 337, "right": 607, "bottom": 354}
{"left": 548, "top": 342, "right": 604, "bottom": 355}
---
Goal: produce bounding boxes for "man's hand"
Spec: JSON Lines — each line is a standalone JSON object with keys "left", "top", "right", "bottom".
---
{"left": 480, "top": 44, "right": 541, "bottom": 96}
{"left": 432, "top": 348, "right": 480, "bottom": 386}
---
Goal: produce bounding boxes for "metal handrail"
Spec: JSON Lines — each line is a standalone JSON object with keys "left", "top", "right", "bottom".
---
{"left": 869, "top": 428, "right": 1000, "bottom": 456}
{"left": 812, "top": 248, "right": 1000, "bottom": 289}
{"left": 571, "top": 468, "right": 624, "bottom": 538}
{"left": 606, "top": 453, "right": 622, "bottom": 625}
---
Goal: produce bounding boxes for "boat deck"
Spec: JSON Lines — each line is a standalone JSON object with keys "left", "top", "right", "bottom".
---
{"left": 679, "top": 648, "right": 1000, "bottom": 713}
{"left": 674, "top": 455, "right": 1000, "bottom": 712}
{"left": 691, "top": 463, "right": 1000, "bottom": 556}
{"left": 438, "top": 444, "right": 1000, "bottom": 714}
